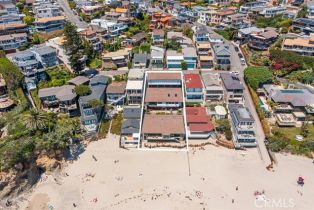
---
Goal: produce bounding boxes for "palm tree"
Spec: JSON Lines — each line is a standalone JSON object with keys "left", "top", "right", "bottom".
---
{"left": 23, "top": 109, "right": 48, "bottom": 130}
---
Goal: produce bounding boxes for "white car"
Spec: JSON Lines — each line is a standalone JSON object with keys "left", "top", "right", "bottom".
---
{"left": 230, "top": 71, "right": 239, "bottom": 75}
{"left": 240, "top": 58, "right": 246, "bottom": 65}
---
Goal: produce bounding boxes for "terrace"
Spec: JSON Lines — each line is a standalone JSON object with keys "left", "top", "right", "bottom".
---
{"left": 275, "top": 113, "right": 297, "bottom": 127}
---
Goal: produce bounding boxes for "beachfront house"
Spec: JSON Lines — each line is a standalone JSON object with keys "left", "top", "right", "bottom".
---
{"left": 38, "top": 85, "right": 78, "bottom": 116}
{"left": 120, "top": 106, "right": 141, "bottom": 147}
{"left": 229, "top": 103, "right": 257, "bottom": 148}
{"left": 262, "top": 84, "right": 314, "bottom": 126}
{"left": 186, "top": 107, "right": 214, "bottom": 139}
{"left": 0, "top": 74, "right": 14, "bottom": 112}
{"left": 79, "top": 76, "right": 108, "bottom": 133}
{"left": 141, "top": 114, "right": 185, "bottom": 142}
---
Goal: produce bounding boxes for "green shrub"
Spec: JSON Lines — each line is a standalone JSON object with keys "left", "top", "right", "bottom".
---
{"left": 244, "top": 66, "right": 273, "bottom": 90}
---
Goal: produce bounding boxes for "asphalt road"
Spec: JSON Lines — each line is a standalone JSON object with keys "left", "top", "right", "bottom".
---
{"left": 58, "top": 0, "right": 87, "bottom": 29}
{"left": 198, "top": 23, "right": 271, "bottom": 165}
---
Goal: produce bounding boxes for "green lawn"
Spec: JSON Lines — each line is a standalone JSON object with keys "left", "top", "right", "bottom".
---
{"left": 38, "top": 65, "right": 74, "bottom": 89}
{"left": 98, "top": 119, "right": 110, "bottom": 139}
{"left": 214, "top": 29, "right": 236, "bottom": 41}
{"left": 30, "top": 90, "right": 41, "bottom": 109}
{"left": 272, "top": 125, "right": 314, "bottom": 141}
{"left": 270, "top": 125, "right": 314, "bottom": 156}
{"left": 88, "top": 58, "right": 103, "bottom": 69}
{"left": 110, "top": 112, "right": 123, "bottom": 135}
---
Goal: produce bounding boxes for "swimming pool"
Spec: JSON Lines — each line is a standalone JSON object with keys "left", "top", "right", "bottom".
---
{"left": 259, "top": 97, "right": 268, "bottom": 113}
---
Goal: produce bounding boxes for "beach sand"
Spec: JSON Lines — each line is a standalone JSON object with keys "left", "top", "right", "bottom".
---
{"left": 16, "top": 135, "right": 314, "bottom": 210}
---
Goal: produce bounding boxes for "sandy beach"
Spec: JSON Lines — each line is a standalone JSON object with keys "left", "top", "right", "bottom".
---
{"left": 12, "top": 135, "right": 314, "bottom": 210}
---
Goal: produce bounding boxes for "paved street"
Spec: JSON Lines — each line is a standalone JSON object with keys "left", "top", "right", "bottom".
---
{"left": 198, "top": 23, "right": 271, "bottom": 165}
{"left": 58, "top": 0, "right": 87, "bottom": 29}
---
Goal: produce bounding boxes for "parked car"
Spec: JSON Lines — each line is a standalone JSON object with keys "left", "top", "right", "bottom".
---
{"left": 230, "top": 71, "right": 239, "bottom": 75}
{"left": 235, "top": 46, "right": 239, "bottom": 52}
{"left": 240, "top": 58, "right": 246, "bottom": 65}
{"left": 238, "top": 53, "right": 243, "bottom": 58}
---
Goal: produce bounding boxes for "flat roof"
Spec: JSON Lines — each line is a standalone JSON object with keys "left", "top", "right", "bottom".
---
{"left": 147, "top": 72, "right": 181, "bottom": 80}
{"left": 283, "top": 36, "right": 314, "bottom": 48}
{"left": 142, "top": 114, "right": 185, "bottom": 135}
{"left": 167, "top": 50, "right": 183, "bottom": 57}
{"left": 145, "top": 87, "right": 183, "bottom": 103}
{"left": 126, "top": 80, "right": 143, "bottom": 90}
{"left": 128, "top": 68, "right": 145, "bottom": 79}
{"left": 215, "top": 105, "right": 227, "bottom": 115}
{"left": 102, "top": 48, "right": 131, "bottom": 58}
{"left": 182, "top": 47, "right": 197, "bottom": 57}
{"left": 229, "top": 104, "right": 254, "bottom": 122}
{"left": 199, "top": 56, "right": 213, "bottom": 61}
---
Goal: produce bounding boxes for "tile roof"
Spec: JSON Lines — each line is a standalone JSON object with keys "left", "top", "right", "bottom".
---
{"left": 153, "top": 29, "right": 165, "bottom": 36}
{"left": 0, "top": 32, "right": 27, "bottom": 39}
{"left": 186, "top": 107, "right": 214, "bottom": 132}
{"left": 0, "top": 23, "right": 27, "bottom": 30}
{"left": 114, "top": 8, "right": 128, "bottom": 13}
{"left": 35, "top": 16, "right": 65, "bottom": 23}
{"left": 184, "top": 73, "right": 203, "bottom": 89}
{"left": 283, "top": 36, "right": 314, "bottom": 48}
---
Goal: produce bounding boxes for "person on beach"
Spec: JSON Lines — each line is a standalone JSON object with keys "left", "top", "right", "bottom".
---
{"left": 92, "top": 155, "right": 97, "bottom": 161}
